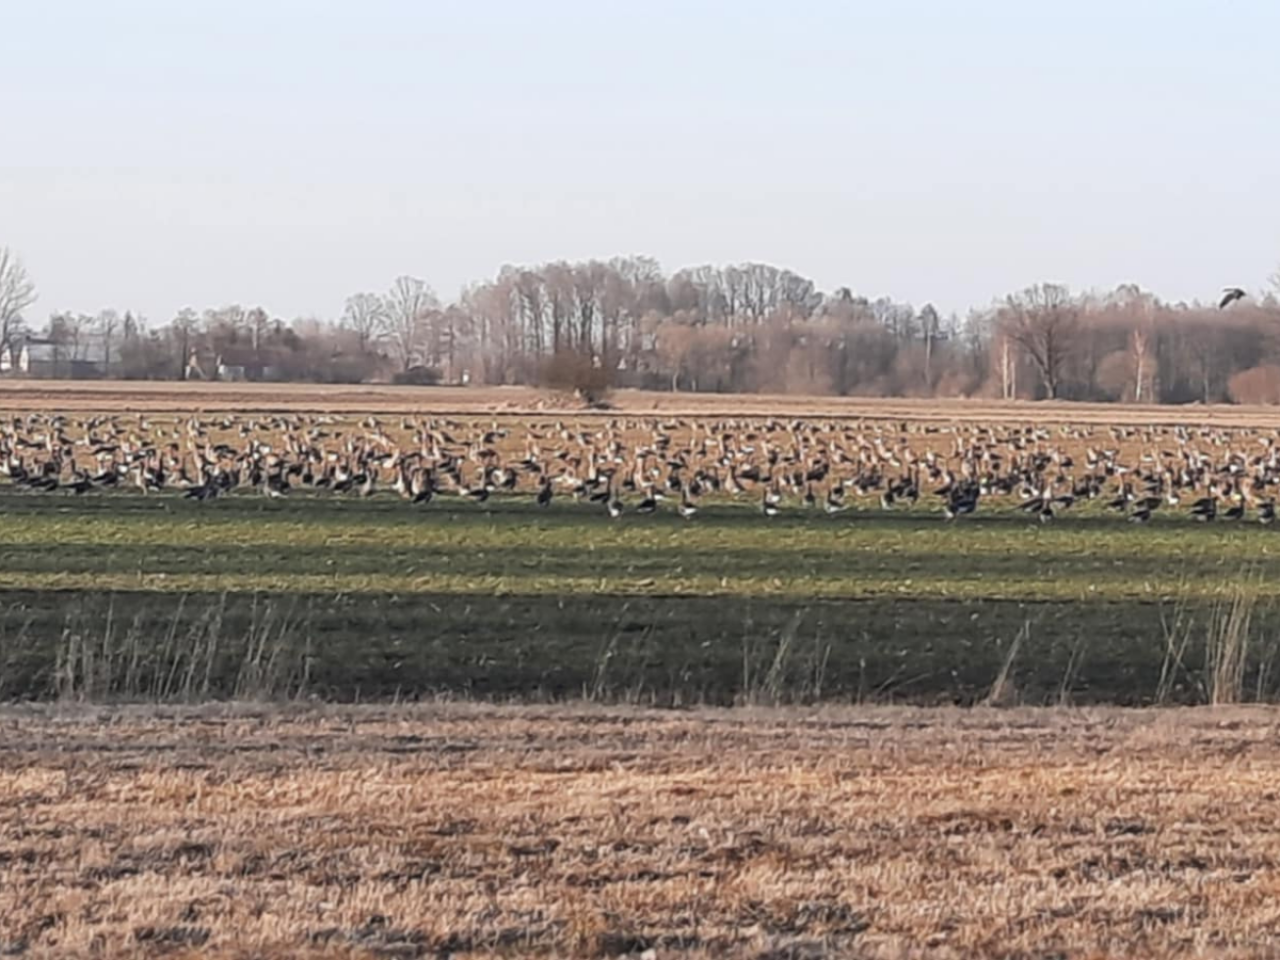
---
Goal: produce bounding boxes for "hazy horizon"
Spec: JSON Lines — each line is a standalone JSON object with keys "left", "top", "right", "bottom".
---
{"left": 3, "top": 0, "right": 1278, "bottom": 324}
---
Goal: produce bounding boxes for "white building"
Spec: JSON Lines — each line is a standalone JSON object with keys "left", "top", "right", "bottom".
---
{"left": 0, "top": 335, "right": 112, "bottom": 378}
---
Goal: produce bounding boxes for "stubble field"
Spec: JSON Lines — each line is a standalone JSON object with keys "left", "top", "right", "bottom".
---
{"left": 2, "top": 704, "right": 1279, "bottom": 959}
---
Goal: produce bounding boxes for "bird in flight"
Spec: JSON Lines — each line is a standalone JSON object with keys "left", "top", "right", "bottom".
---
{"left": 1220, "top": 287, "right": 1247, "bottom": 309}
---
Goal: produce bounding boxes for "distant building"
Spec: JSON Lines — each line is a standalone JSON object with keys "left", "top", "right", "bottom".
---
{"left": 216, "top": 360, "right": 247, "bottom": 382}
{"left": 211, "top": 351, "right": 285, "bottom": 382}
{"left": 1, "top": 334, "right": 112, "bottom": 379}
{"left": 0, "top": 341, "right": 24, "bottom": 375}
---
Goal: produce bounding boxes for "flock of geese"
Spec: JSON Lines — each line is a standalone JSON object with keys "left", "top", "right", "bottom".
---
{"left": 2, "top": 411, "right": 1280, "bottom": 526}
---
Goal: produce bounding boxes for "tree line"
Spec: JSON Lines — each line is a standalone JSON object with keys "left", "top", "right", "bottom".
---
{"left": 2, "top": 246, "right": 1279, "bottom": 403}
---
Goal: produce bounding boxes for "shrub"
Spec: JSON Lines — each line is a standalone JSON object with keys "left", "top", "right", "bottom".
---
{"left": 1228, "top": 365, "right": 1280, "bottom": 405}
{"left": 539, "top": 350, "right": 613, "bottom": 405}
{"left": 391, "top": 365, "right": 442, "bottom": 386}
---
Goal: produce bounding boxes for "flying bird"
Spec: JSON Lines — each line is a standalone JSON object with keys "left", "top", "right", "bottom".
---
{"left": 1220, "top": 287, "right": 1247, "bottom": 309}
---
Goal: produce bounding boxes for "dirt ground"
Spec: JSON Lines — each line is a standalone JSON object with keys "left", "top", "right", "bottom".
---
{"left": 5, "top": 379, "right": 1280, "bottom": 427}
{"left": 1, "top": 704, "right": 1278, "bottom": 958}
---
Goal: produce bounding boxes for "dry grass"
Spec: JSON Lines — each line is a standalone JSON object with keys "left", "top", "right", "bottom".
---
{"left": 1, "top": 704, "right": 1279, "bottom": 958}
{"left": 3, "top": 379, "right": 1280, "bottom": 426}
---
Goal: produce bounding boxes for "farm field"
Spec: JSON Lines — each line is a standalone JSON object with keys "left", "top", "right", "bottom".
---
{"left": 5, "top": 378, "right": 1280, "bottom": 426}
{"left": 2, "top": 703, "right": 1278, "bottom": 959}
{"left": 4, "top": 383, "right": 1280, "bottom": 705}
{"left": 2, "top": 490, "right": 1280, "bottom": 705}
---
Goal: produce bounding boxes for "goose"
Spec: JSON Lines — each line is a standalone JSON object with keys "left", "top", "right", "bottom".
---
{"left": 1105, "top": 483, "right": 1133, "bottom": 512}
{"left": 761, "top": 488, "right": 780, "bottom": 518}
{"left": 536, "top": 479, "right": 553, "bottom": 508}
{"left": 1220, "top": 287, "right": 1247, "bottom": 309}
{"left": 263, "top": 472, "right": 289, "bottom": 499}
{"left": 412, "top": 481, "right": 434, "bottom": 506}
{"left": 1190, "top": 497, "right": 1217, "bottom": 522}
{"left": 944, "top": 485, "right": 979, "bottom": 520}
{"left": 1019, "top": 493, "right": 1050, "bottom": 515}
{"left": 678, "top": 491, "right": 698, "bottom": 520}
{"left": 824, "top": 486, "right": 846, "bottom": 514}
{"left": 183, "top": 480, "right": 219, "bottom": 502}
{"left": 410, "top": 468, "right": 435, "bottom": 504}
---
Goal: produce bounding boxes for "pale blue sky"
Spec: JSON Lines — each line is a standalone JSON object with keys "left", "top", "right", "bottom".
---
{"left": 2, "top": 1, "right": 1277, "bottom": 323}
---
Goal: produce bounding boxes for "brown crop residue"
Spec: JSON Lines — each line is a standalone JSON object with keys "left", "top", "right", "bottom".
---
{"left": 0, "top": 703, "right": 1277, "bottom": 958}
{"left": 2, "top": 379, "right": 1278, "bottom": 428}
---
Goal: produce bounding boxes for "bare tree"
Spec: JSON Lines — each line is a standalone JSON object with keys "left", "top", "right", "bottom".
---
{"left": 998, "top": 284, "right": 1080, "bottom": 399}
{"left": 434, "top": 304, "right": 471, "bottom": 380}
{"left": 171, "top": 308, "right": 201, "bottom": 379}
{"left": 514, "top": 270, "right": 546, "bottom": 357}
{"left": 998, "top": 334, "right": 1017, "bottom": 399}
{"left": 1123, "top": 294, "right": 1158, "bottom": 403}
{"left": 919, "top": 303, "right": 941, "bottom": 390}
{"left": 246, "top": 306, "right": 271, "bottom": 355}
{"left": 385, "top": 276, "right": 439, "bottom": 372}
{"left": 341, "top": 292, "right": 388, "bottom": 356}
{"left": 95, "top": 309, "right": 120, "bottom": 375}
{"left": 46, "top": 312, "right": 92, "bottom": 375}
{"left": 17, "top": 251, "right": 1280, "bottom": 397}
{"left": 0, "top": 248, "right": 36, "bottom": 359}
{"left": 544, "top": 263, "right": 575, "bottom": 354}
